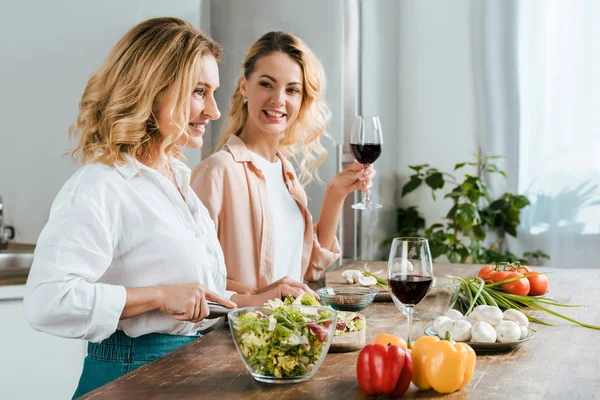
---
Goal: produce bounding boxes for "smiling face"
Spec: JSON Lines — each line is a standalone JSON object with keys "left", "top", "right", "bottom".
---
{"left": 156, "top": 55, "right": 221, "bottom": 148}
{"left": 240, "top": 52, "right": 304, "bottom": 138}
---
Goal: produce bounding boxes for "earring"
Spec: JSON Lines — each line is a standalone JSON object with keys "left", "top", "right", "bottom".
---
{"left": 243, "top": 97, "right": 248, "bottom": 104}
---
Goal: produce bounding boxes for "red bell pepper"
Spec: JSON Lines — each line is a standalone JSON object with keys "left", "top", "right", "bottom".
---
{"left": 357, "top": 344, "right": 413, "bottom": 397}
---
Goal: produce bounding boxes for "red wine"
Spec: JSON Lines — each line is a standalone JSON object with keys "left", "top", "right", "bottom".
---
{"left": 389, "top": 275, "right": 433, "bottom": 305}
{"left": 350, "top": 143, "right": 381, "bottom": 165}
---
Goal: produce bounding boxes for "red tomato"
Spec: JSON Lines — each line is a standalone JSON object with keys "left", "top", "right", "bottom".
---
{"left": 518, "top": 267, "right": 549, "bottom": 296}
{"left": 478, "top": 265, "right": 495, "bottom": 281}
{"left": 488, "top": 270, "right": 509, "bottom": 283}
{"left": 500, "top": 271, "right": 531, "bottom": 296}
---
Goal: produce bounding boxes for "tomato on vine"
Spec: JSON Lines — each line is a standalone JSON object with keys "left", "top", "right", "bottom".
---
{"left": 500, "top": 271, "right": 530, "bottom": 296}
{"left": 517, "top": 266, "right": 549, "bottom": 296}
{"left": 477, "top": 265, "right": 495, "bottom": 281}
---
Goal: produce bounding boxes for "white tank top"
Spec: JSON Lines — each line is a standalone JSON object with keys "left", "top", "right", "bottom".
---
{"left": 249, "top": 151, "right": 304, "bottom": 282}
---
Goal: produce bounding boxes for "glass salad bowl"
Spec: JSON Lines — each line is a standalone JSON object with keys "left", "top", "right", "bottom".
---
{"left": 316, "top": 286, "right": 378, "bottom": 312}
{"left": 228, "top": 304, "right": 338, "bottom": 384}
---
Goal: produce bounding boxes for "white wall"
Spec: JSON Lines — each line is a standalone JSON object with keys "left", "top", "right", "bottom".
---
{"left": 0, "top": 0, "right": 203, "bottom": 244}
{"left": 360, "top": 0, "right": 480, "bottom": 258}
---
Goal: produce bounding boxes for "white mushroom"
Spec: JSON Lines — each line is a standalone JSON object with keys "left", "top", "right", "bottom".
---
{"left": 439, "top": 319, "right": 472, "bottom": 342}
{"left": 519, "top": 326, "right": 529, "bottom": 340}
{"left": 469, "top": 305, "right": 488, "bottom": 319}
{"left": 471, "top": 321, "right": 496, "bottom": 343}
{"left": 341, "top": 270, "right": 363, "bottom": 284}
{"left": 444, "top": 309, "right": 464, "bottom": 321}
{"left": 460, "top": 315, "right": 478, "bottom": 325}
{"left": 503, "top": 309, "right": 529, "bottom": 328}
{"left": 358, "top": 276, "right": 378, "bottom": 286}
{"left": 391, "top": 258, "right": 415, "bottom": 272}
{"left": 433, "top": 316, "right": 452, "bottom": 334}
{"left": 475, "top": 306, "right": 504, "bottom": 326}
{"left": 494, "top": 320, "right": 522, "bottom": 343}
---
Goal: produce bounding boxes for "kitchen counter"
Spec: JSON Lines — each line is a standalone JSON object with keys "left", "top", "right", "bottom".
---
{"left": 0, "top": 243, "right": 35, "bottom": 286}
{"left": 80, "top": 263, "right": 600, "bottom": 399}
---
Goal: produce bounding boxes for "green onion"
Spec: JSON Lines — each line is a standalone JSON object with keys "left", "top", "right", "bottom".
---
{"left": 449, "top": 275, "right": 600, "bottom": 331}
{"left": 362, "top": 269, "right": 387, "bottom": 288}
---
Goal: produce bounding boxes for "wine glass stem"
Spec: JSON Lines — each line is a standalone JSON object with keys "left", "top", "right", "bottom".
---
{"left": 362, "top": 164, "right": 371, "bottom": 204}
{"left": 407, "top": 305, "right": 414, "bottom": 348}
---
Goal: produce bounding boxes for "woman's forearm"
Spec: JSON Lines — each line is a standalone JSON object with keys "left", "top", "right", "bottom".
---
{"left": 121, "top": 286, "right": 165, "bottom": 319}
{"left": 315, "top": 184, "right": 345, "bottom": 251}
{"left": 230, "top": 293, "right": 267, "bottom": 307}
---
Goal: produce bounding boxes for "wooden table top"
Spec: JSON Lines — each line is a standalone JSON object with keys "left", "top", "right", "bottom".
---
{"left": 81, "top": 263, "right": 600, "bottom": 399}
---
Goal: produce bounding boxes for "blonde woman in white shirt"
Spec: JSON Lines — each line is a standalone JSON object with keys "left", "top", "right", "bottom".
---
{"left": 24, "top": 18, "right": 309, "bottom": 398}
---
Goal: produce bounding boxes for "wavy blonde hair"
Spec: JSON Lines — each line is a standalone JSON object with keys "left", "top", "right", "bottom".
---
{"left": 219, "top": 31, "right": 331, "bottom": 186}
{"left": 69, "top": 17, "right": 222, "bottom": 166}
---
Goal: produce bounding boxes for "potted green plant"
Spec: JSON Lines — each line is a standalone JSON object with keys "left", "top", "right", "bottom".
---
{"left": 382, "top": 154, "right": 549, "bottom": 264}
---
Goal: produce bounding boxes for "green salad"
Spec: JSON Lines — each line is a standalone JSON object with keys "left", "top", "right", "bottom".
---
{"left": 334, "top": 312, "right": 366, "bottom": 336}
{"left": 233, "top": 295, "right": 333, "bottom": 378}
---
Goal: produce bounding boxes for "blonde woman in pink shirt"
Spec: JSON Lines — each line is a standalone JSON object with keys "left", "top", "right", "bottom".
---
{"left": 191, "top": 31, "right": 374, "bottom": 295}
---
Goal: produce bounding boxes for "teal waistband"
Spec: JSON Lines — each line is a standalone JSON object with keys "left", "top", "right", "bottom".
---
{"left": 87, "top": 330, "right": 199, "bottom": 363}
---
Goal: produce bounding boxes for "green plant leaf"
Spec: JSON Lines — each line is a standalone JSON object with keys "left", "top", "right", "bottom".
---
{"left": 472, "top": 224, "right": 486, "bottom": 240}
{"left": 479, "top": 209, "right": 495, "bottom": 227}
{"left": 506, "top": 223, "right": 518, "bottom": 237}
{"left": 466, "top": 188, "right": 482, "bottom": 203}
{"left": 447, "top": 251, "right": 461, "bottom": 263}
{"left": 456, "top": 203, "right": 479, "bottom": 229}
{"left": 425, "top": 172, "right": 445, "bottom": 190}
{"left": 490, "top": 198, "right": 507, "bottom": 210}
{"left": 512, "top": 195, "right": 531, "bottom": 209}
{"left": 454, "top": 162, "right": 466, "bottom": 171}
{"left": 430, "top": 242, "right": 447, "bottom": 260}
{"left": 446, "top": 204, "right": 459, "bottom": 219}
{"left": 523, "top": 250, "right": 551, "bottom": 260}
{"left": 408, "top": 164, "right": 429, "bottom": 172}
{"left": 506, "top": 205, "right": 520, "bottom": 221}
{"left": 401, "top": 176, "right": 422, "bottom": 196}
{"left": 444, "top": 191, "right": 462, "bottom": 200}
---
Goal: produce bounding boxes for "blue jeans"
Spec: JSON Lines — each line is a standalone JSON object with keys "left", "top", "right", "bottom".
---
{"left": 72, "top": 330, "right": 199, "bottom": 399}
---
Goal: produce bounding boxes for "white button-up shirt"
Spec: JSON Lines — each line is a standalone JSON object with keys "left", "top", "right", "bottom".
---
{"left": 24, "top": 155, "right": 232, "bottom": 343}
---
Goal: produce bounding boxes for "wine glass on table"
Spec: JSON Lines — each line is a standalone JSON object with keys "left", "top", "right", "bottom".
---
{"left": 350, "top": 115, "right": 383, "bottom": 209}
{"left": 388, "top": 237, "right": 434, "bottom": 346}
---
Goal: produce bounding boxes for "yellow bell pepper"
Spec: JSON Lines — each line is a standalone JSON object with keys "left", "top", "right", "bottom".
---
{"left": 411, "top": 335, "right": 476, "bottom": 393}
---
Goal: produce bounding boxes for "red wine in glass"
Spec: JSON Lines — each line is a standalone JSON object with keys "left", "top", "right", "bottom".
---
{"left": 350, "top": 143, "right": 382, "bottom": 165}
{"left": 350, "top": 115, "right": 383, "bottom": 210}
{"left": 389, "top": 274, "right": 433, "bottom": 306}
{"left": 388, "top": 237, "right": 434, "bottom": 346}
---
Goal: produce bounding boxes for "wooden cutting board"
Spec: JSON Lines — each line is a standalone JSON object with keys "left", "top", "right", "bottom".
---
{"left": 324, "top": 260, "right": 391, "bottom": 302}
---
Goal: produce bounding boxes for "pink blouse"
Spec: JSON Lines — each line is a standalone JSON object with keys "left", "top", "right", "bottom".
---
{"left": 190, "top": 136, "right": 340, "bottom": 293}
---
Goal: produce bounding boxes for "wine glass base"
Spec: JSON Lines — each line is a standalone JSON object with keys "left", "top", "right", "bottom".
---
{"left": 351, "top": 202, "right": 383, "bottom": 210}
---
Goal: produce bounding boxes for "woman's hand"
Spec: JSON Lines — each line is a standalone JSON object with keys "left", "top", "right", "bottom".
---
{"left": 254, "top": 276, "right": 319, "bottom": 298}
{"left": 327, "top": 162, "right": 376, "bottom": 200}
{"left": 158, "top": 283, "right": 237, "bottom": 322}
{"left": 231, "top": 277, "right": 320, "bottom": 307}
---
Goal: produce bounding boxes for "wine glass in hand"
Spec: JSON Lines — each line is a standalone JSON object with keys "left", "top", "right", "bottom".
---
{"left": 388, "top": 237, "right": 434, "bottom": 346}
{"left": 350, "top": 115, "right": 383, "bottom": 209}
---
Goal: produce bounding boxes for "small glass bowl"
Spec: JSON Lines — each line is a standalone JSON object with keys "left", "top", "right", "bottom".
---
{"left": 316, "top": 286, "right": 378, "bottom": 312}
{"left": 228, "top": 306, "right": 337, "bottom": 384}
